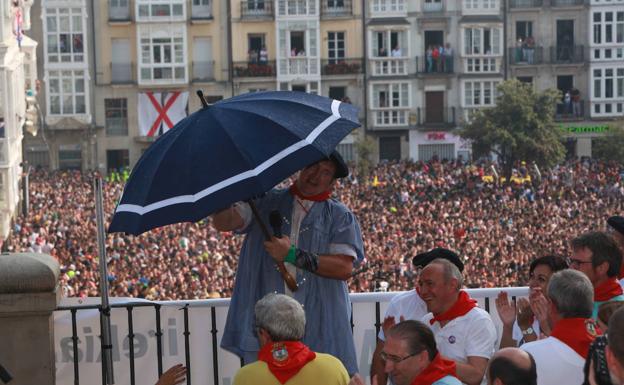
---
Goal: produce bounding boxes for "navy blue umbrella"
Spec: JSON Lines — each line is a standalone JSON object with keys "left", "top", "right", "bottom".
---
{"left": 108, "top": 91, "right": 360, "bottom": 236}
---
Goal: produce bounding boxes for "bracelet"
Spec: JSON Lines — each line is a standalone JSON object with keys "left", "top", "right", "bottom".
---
{"left": 294, "top": 248, "right": 320, "bottom": 272}
{"left": 284, "top": 245, "right": 297, "bottom": 264}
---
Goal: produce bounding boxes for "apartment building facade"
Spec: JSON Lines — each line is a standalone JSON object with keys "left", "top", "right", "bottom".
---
{"left": 24, "top": 0, "right": 624, "bottom": 171}
{"left": 0, "top": 0, "right": 37, "bottom": 238}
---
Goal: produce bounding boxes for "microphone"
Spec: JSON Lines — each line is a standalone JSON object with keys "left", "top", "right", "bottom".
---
{"left": 268, "top": 210, "right": 298, "bottom": 292}
{"left": 269, "top": 210, "right": 282, "bottom": 238}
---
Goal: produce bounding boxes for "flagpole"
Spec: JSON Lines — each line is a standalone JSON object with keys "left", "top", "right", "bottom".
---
{"left": 95, "top": 177, "right": 115, "bottom": 384}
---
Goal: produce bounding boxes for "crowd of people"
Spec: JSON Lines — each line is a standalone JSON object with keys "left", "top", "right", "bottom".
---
{"left": 4, "top": 158, "right": 624, "bottom": 301}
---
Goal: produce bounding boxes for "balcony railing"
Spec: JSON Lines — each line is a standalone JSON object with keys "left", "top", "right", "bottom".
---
{"left": 555, "top": 100, "right": 585, "bottom": 121}
{"left": 191, "top": 1, "right": 212, "bottom": 19}
{"left": 416, "top": 107, "right": 456, "bottom": 127}
{"left": 111, "top": 62, "right": 134, "bottom": 84}
{"left": 241, "top": 1, "right": 274, "bottom": 19}
{"left": 509, "top": 0, "right": 543, "bottom": 7}
{"left": 233, "top": 61, "right": 276, "bottom": 77}
{"left": 415, "top": 55, "right": 455, "bottom": 74}
{"left": 109, "top": 1, "right": 131, "bottom": 21}
{"left": 508, "top": 46, "right": 544, "bottom": 65}
{"left": 370, "top": 57, "right": 410, "bottom": 76}
{"left": 192, "top": 61, "right": 215, "bottom": 81}
{"left": 321, "top": 58, "right": 363, "bottom": 75}
{"left": 370, "top": 0, "right": 407, "bottom": 17}
{"left": 372, "top": 109, "right": 409, "bottom": 127}
{"left": 279, "top": 57, "right": 320, "bottom": 76}
{"left": 321, "top": 0, "right": 352, "bottom": 16}
{"left": 552, "top": 0, "right": 585, "bottom": 6}
{"left": 422, "top": 1, "right": 444, "bottom": 12}
{"left": 550, "top": 45, "right": 584, "bottom": 64}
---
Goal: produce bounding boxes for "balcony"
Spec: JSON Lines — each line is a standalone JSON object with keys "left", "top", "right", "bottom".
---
{"left": 241, "top": 1, "right": 274, "bottom": 19}
{"left": 277, "top": 0, "right": 318, "bottom": 17}
{"left": 192, "top": 61, "right": 215, "bottom": 81}
{"left": 111, "top": 62, "right": 134, "bottom": 84}
{"left": 550, "top": 45, "right": 584, "bottom": 64}
{"left": 321, "top": 0, "right": 352, "bottom": 17}
{"left": 415, "top": 56, "right": 455, "bottom": 74}
{"left": 422, "top": 1, "right": 444, "bottom": 12}
{"left": 233, "top": 61, "right": 276, "bottom": 77}
{"left": 191, "top": 0, "right": 212, "bottom": 19}
{"left": 508, "top": 46, "right": 544, "bottom": 65}
{"left": 416, "top": 107, "right": 456, "bottom": 127}
{"left": 321, "top": 58, "right": 363, "bottom": 75}
{"left": 509, "top": 0, "right": 542, "bottom": 7}
{"left": 372, "top": 109, "right": 409, "bottom": 127}
{"left": 555, "top": 100, "right": 585, "bottom": 121}
{"left": 278, "top": 57, "right": 319, "bottom": 76}
{"left": 109, "top": 0, "right": 131, "bottom": 21}
{"left": 370, "top": 0, "right": 407, "bottom": 18}
{"left": 370, "top": 57, "right": 410, "bottom": 76}
{"left": 551, "top": 0, "right": 585, "bottom": 6}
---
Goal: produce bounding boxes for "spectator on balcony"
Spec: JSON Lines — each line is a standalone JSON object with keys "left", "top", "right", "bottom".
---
{"left": 516, "top": 38, "right": 524, "bottom": 63}
{"left": 426, "top": 46, "right": 433, "bottom": 73}
{"left": 259, "top": 46, "right": 268, "bottom": 65}
{"left": 571, "top": 88, "right": 581, "bottom": 118}
{"left": 438, "top": 45, "right": 445, "bottom": 72}
{"left": 432, "top": 46, "right": 440, "bottom": 73}
{"left": 379, "top": 47, "right": 388, "bottom": 57}
{"left": 525, "top": 36, "right": 535, "bottom": 64}
{"left": 391, "top": 45, "right": 403, "bottom": 57}
{"left": 444, "top": 43, "right": 453, "bottom": 73}
{"left": 248, "top": 49, "right": 258, "bottom": 64}
{"left": 291, "top": 47, "right": 297, "bottom": 57}
{"left": 297, "top": 49, "right": 306, "bottom": 57}
{"left": 564, "top": 91, "right": 572, "bottom": 116}
{"left": 496, "top": 255, "right": 568, "bottom": 349}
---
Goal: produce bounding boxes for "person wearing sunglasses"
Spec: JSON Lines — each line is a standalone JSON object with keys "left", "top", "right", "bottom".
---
{"left": 569, "top": 231, "right": 624, "bottom": 319}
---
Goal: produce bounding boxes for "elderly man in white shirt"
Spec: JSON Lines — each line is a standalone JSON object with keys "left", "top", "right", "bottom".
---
{"left": 420, "top": 258, "right": 497, "bottom": 385}
{"left": 521, "top": 269, "right": 599, "bottom": 385}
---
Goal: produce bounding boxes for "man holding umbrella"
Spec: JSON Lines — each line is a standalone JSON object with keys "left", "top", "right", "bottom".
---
{"left": 212, "top": 151, "right": 365, "bottom": 375}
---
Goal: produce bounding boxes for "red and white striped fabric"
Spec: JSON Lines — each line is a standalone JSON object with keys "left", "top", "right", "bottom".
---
{"left": 138, "top": 91, "right": 188, "bottom": 137}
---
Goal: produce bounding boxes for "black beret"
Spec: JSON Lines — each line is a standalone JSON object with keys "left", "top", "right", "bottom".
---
{"left": 608, "top": 216, "right": 624, "bottom": 236}
{"left": 329, "top": 150, "right": 349, "bottom": 179}
{"left": 413, "top": 248, "right": 464, "bottom": 272}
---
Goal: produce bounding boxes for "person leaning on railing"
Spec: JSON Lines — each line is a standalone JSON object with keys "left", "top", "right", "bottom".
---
{"left": 496, "top": 255, "right": 568, "bottom": 348}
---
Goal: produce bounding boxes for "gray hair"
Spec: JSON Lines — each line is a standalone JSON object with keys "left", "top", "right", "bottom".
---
{"left": 547, "top": 269, "right": 593, "bottom": 318}
{"left": 255, "top": 293, "right": 306, "bottom": 341}
{"left": 430, "top": 258, "right": 463, "bottom": 290}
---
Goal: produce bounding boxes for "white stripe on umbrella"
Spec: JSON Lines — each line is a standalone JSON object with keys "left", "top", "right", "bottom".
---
{"left": 115, "top": 99, "right": 343, "bottom": 216}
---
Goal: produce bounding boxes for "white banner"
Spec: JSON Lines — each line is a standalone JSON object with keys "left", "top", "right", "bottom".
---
{"left": 54, "top": 288, "right": 528, "bottom": 385}
{"left": 138, "top": 92, "right": 188, "bottom": 137}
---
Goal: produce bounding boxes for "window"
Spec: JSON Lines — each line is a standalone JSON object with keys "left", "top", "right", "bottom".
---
{"left": 372, "top": 30, "right": 407, "bottom": 57}
{"left": 464, "top": 0, "right": 497, "bottom": 10}
{"left": 45, "top": 8, "right": 84, "bottom": 63}
{"left": 329, "top": 86, "right": 346, "bottom": 101}
{"left": 138, "top": 25, "right": 186, "bottom": 83}
{"left": 137, "top": 0, "right": 185, "bottom": 19}
{"left": 592, "top": 11, "right": 624, "bottom": 45}
{"left": 328, "top": 32, "right": 345, "bottom": 63}
{"left": 47, "top": 70, "right": 87, "bottom": 115}
{"left": 105, "top": 99, "right": 128, "bottom": 136}
{"left": 372, "top": 83, "right": 409, "bottom": 108}
{"left": 592, "top": 67, "right": 624, "bottom": 100}
{"left": 464, "top": 27, "right": 501, "bottom": 55}
{"left": 516, "top": 21, "right": 533, "bottom": 41}
{"left": 463, "top": 80, "right": 500, "bottom": 107}
{"left": 191, "top": 0, "right": 211, "bottom": 18}
{"left": 466, "top": 58, "right": 497, "bottom": 73}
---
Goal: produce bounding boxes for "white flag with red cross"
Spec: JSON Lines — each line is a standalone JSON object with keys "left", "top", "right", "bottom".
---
{"left": 138, "top": 91, "right": 188, "bottom": 137}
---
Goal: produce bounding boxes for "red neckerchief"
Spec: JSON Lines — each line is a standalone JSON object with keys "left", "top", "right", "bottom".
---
{"left": 410, "top": 353, "right": 457, "bottom": 385}
{"left": 550, "top": 318, "right": 600, "bottom": 358}
{"left": 289, "top": 183, "right": 331, "bottom": 202}
{"left": 257, "top": 341, "right": 316, "bottom": 384}
{"left": 430, "top": 291, "right": 478, "bottom": 325}
{"left": 429, "top": 290, "right": 477, "bottom": 325}
{"left": 594, "top": 278, "right": 624, "bottom": 302}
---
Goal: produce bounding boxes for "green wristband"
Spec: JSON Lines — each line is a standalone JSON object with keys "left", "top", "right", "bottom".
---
{"left": 284, "top": 245, "right": 297, "bottom": 264}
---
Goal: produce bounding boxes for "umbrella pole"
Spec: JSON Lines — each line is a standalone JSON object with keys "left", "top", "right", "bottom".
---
{"left": 247, "top": 200, "right": 298, "bottom": 292}
{"left": 94, "top": 177, "right": 115, "bottom": 384}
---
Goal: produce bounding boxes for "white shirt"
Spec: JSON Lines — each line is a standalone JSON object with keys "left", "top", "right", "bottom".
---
{"left": 423, "top": 307, "right": 497, "bottom": 385}
{"left": 521, "top": 337, "right": 585, "bottom": 385}
{"left": 378, "top": 290, "right": 428, "bottom": 341}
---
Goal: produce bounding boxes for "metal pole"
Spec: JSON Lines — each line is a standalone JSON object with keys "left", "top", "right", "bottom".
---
{"left": 95, "top": 177, "right": 114, "bottom": 384}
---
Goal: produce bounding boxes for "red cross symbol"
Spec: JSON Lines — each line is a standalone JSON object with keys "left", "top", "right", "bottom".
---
{"left": 146, "top": 92, "right": 181, "bottom": 137}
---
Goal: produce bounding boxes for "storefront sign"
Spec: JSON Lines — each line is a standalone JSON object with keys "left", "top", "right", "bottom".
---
{"left": 427, "top": 132, "right": 446, "bottom": 140}
{"left": 561, "top": 125, "right": 610, "bottom": 134}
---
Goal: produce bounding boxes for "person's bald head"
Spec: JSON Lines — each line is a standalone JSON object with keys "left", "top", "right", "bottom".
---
{"left": 488, "top": 348, "right": 537, "bottom": 385}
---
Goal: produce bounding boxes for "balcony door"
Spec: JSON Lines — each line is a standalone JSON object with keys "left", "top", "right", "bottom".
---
{"left": 425, "top": 91, "right": 444, "bottom": 124}
{"left": 556, "top": 20, "right": 574, "bottom": 60}
{"left": 379, "top": 136, "right": 401, "bottom": 161}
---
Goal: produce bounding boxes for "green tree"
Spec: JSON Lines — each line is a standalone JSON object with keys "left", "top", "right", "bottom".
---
{"left": 459, "top": 79, "right": 565, "bottom": 180}
{"left": 354, "top": 135, "right": 375, "bottom": 177}
{"left": 592, "top": 122, "right": 624, "bottom": 162}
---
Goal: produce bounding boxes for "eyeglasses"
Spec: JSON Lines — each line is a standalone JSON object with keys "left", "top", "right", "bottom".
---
{"left": 380, "top": 350, "right": 418, "bottom": 364}
{"left": 566, "top": 257, "right": 593, "bottom": 267}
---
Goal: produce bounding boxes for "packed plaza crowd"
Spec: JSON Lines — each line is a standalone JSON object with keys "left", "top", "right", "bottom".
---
{"left": 4, "top": 158, "right": 624, "bottom": 300}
